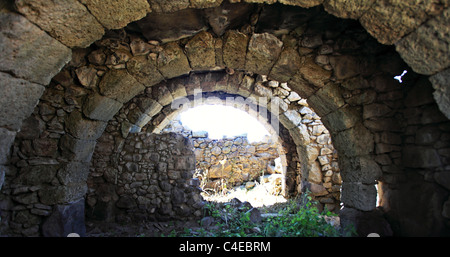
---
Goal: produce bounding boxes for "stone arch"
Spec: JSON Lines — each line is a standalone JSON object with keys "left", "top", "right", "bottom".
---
{"left": 0, "top": 1, "right": 449, "bottom": 236}
{"left": 112, "top": 70, "right": 338, "bottom": 198}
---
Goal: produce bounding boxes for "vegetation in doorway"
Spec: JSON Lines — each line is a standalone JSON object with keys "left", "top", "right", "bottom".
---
{"left": 163, "top": 192, "right": 356, "bottom": 237}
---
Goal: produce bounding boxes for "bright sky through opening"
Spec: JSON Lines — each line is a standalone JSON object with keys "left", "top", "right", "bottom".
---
{"left": 179, "top": 105, "right": 270, "bottom": 142}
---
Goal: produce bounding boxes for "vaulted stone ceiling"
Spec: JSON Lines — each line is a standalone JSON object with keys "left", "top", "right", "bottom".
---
{"left": 0, "top": 0, "right": 449, "bottom": 237}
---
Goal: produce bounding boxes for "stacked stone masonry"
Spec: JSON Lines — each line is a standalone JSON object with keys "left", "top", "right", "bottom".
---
{"left": 0, "top": 1, "right": 449, "bottom": 236}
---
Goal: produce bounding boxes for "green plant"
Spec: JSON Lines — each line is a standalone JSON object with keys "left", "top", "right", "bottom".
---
{"left": 165, "top": 191, "right": 356, "bottom": 237}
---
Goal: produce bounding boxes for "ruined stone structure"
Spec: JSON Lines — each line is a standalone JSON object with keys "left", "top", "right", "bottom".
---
{"left": 0, "top": 0, "right": 449, "bottom": 237}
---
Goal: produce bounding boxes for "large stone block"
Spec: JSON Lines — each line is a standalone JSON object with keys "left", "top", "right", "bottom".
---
{"left": 190, "top": 0, "right": 224, "bottom": 8}
{"left": 0, "top": 165, "right": 5, "bottom": 190}
{"left": 339, "top": 155, "right": 382, "bottom": 184}
{"left": 395, "top": 7, "right": 450, "bottom": 75}
{"left": 65, "top": 110, "right": 107, "bottom": 140}
{"left": 299, "top": 56, "right": 332, "bottom": 88}
{"left": 0, "top": 12, "right": 71, "bottom": 85}
{"left": 60, "top": 134, "right": 97, "bottom": 163}
{"left": 287, "top": 73, "right": 317, "bottom": 99}
{"left": 340, "top": 207, "right": 393, "bottom": 237}
{"left": 83, "top": 93, "right": 123, "bottom": 122}
{"left": 341, "top": 182, "right": 377, "bottom": 211}
{"left": 42, "top": 198, "right": 86, "bottom": 237}
{"left": 14, "top": 164, "right": 60, "bottom": 186}
{"left": 0, "top": 72, "right": 46, "bottom": 131}
{"left": 185, "top": 31, "right": 217, "bottom": 70}
{"left": 429, "top": 68, "right": 450, "bottom": 119}
{"left": 269, "top": 47, "right": 301, "bottom": 83}
{"left": 99, "top": 69, "right": 145, "bottom": 103}
{"left": 136, "top": 8, "right": 206, "bottom": 42}
{"left": 403, "top": 146, "right": 442, "bottom": 168}
{"left": 245, "top": 33, "right": 283, "bottom": 75}
{"left": 222, "top": 30, "right": 249, "bottom": 70}
{"left": 15, "top": 0, "right": 104, "bottom": 48}
{"left": 359, "top": 0, "right": 445, "bottom": 45}
{"left": 323, "top": 0, "right": 375, "bottom": 19}
{"left": 308, "top": 83, "right": 345, "bottom": 116}
{"left": 0, "top": 128, "right": 16, "bottom": 165}
{"left": 279, "top": 0, "right": 323, "bottom": 8}
{"left": 80, "top": 0, "right": 150, "bottom": 29}
{"left": 157, "top": 42, "right": 192, "bottom": 79}
{"left": 333, "top": 123, "right": 374, "bottom": 157}
{"left": 138, "top": 98, "right": 164, "bottom": 117}
{"left": 57, "top": 162, "right": 90, "bottom": 186}
{"left": 322, "top": 105, "right": 362, "bottom": 132}
{"left": 126, "top": 56, "right": 165, "bottom": 87}
{"left": 148, "top": 0, "right": 190, "bottom": 13}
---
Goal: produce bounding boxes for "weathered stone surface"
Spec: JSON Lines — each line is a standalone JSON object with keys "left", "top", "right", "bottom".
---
{"left": 60, "top": 134, "right": 97, "bottom": 163}
{"left": 0, "top": 72, "right": 46, "bottom": 131}
{"left": 80, "top": 0, "right": 150, "bottom": 29}
{"left": 289, "top": 124, "right": 311, "bottom": 145}
{"left": 222, "top": 30, "right": 249, "bottom": 70}
{"left": 42, "top": 198, "right": 86, "bottom": 237}
{"left": 204, "top": 1, "right": 255, "bottom": 36}
{"left": 65, "top": 110, "right": 107, "bottom": 140}
{"left": 309, "top": 183, "right": 328, "bottom": 196}
{"left": 245, "top": 33, "right": 283, "bottom": 75}
{"left": 83, "top": 93, "right": 123, "bottom": 122}
{"left": 299, "top": 56, "right": 332, "bottom": 88}
{"left": 434, "top": 172, "right": 450, "bottom": 191}
{"left": 0, "top": 165, "right": 5, "bottom": 190}
{"left": 308, "top": 83, "right": 345, "bottom": 116}
{"left": 339, "top": 156, "right": 382, "bottom": 184}
{"left": 340, "top": 207, "right": 393, "bottom": 237}
{"left": 442, "top": 198, "right": 450, "bottom": 219}
{"left": 15, "top": 0, "right": 104, "bottom": 48}
{"left": 137, "top": 98, "right": 164, "bottom": 118}
{"left": 363, "top": 103, "right": 391, "bottom": 120}
{"left": 403, "top": 146, "right": 442, "bottom": 168}
{"left": 287, "top": 73, "right": 317, "bottom": 99}
{"left": 0, "top": 12, "right": 71, "bottom": 85}
{"left": 137, "top": 8, "right": 206, "bottom": 42}
{"left": 99, "top": 69, "right": 145, "bottom": 103}
{"left": 341, "top": 182, "right": 377, "bottom": 211}
{"left": 157, "top": 42, "right": 192, "bottom": 78}
{"left": 190, "top": 0, "right": 223, "bottom": 8}
{"left": 322, "top": 105, "right": 361, "bottom": 132}
{"left": 329, "top": 55, "right": 360, "bottom": 80}
{"left": 279, "top": 0, "right": 323, "bottom": 8}
{"left": 307, "top": 161, "right": 322, "bottom": 184}
{"left": 148, "top": 0, "right": 190, "bottom": 12}
{"left": 279, "top": 110, "right": 302, "bottom": 129}
{"left": 333, "top": 124, "right": 374, "bottom": 157}
{"left": 429, "top": 68, "right": 450, "bottom": 119}
{"left": 14, "top": 164, "right": 59, "bottom": 186}
{"left": 395, "top": 7, "right": 450, "bottom": 75}
{"left": 127, "top": 56, "right": 164, "bottom": 87}
{"left": 0, "top": 128, "right": 15, "bottom": 165}
{"left": 360, "top": 0, "right": 447, "bottom": 45}
{"left": 323, "top": 0, "right": 375, "bottom": 19}
{"left": 269, "top": 47, "right": 301, "bottom": 82}
{"left": 57, "top": 162, "right": 90, "bottom": 186}
{"left": 75, "top": 66, "right": 98, "bottom": 89}
{"left": 185, "top": 31, "right": 217, "bottom": 70}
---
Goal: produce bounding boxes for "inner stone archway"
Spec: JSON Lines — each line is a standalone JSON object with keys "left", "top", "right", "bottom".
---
{"left": 83, "top": 71, "right": 343, "bottom": 224}
{"left": 0, "top": 1, "right": 449, "bottom": 237}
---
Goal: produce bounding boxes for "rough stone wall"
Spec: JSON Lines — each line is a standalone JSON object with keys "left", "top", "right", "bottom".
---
{"left": 86, "top": 130, "right": 203, "bottom": 223}
{"left": 0, "top": 80, "right": 89, "bottom": 237}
